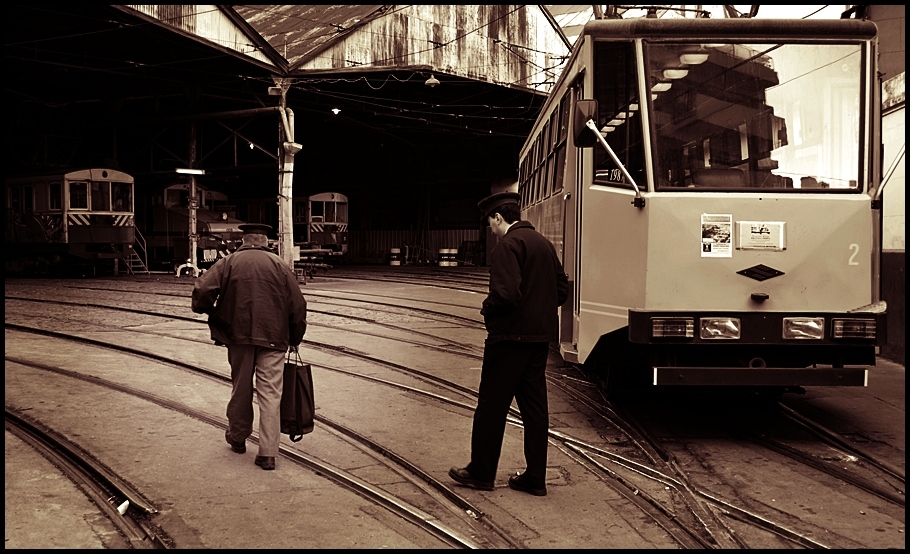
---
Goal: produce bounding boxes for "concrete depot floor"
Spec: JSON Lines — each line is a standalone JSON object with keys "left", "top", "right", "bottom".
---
{"left": 4, "top": 275, "right": 906, "bottom": 548}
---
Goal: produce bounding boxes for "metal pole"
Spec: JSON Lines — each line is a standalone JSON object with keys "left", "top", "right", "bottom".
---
{"left": 189, "top": 121, "right": 199, "bottom": 276}
{"left": 276, "top": 81, "right": 301, "bottom": 269}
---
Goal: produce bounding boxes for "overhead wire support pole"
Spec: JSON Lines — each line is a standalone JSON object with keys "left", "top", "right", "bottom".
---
{"left": 272, "top": 78, "right": 302, "bottom": 269}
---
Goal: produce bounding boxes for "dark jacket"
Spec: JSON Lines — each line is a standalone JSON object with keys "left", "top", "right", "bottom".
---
{"left": 191, "top": 245, "right": 307, "bottom": 350}
{"left": 481, "top": 220, "right": 568, "bottom": 343}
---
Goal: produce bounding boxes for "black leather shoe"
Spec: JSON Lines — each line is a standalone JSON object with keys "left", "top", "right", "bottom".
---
{"left": 225, "top": 430, "right": 245, "bottom": 454}
{"left": 255, "top": 456, "right": 275, "bottom": 470}
{"left": 448, "top": 467, "right": 494, "bottom": 491}
{"left": 508, "top": 472, "right": 547, "bottom": 496}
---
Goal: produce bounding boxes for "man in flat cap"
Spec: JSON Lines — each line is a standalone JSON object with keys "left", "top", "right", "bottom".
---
{"left": 192, "top": 223, "right": 307, "bottom": 471}
{"left": 450, "top": 191, "right": 568, "bottom": 496}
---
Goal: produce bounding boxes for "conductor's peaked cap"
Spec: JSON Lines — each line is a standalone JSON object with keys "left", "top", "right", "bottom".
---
{"left": 477, "top": 191, "right": 520, "bottom": 217}
{"left": 239, "top": 223, "right": 272, "bottom": 235}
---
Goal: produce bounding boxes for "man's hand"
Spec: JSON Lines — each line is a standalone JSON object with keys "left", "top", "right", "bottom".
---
{"left": 288, "top": 345, "right": 299, "bottom": 353}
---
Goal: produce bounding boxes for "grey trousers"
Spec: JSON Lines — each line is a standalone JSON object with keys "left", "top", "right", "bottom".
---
{"left": 226, "top": 344, "right": 285, "bottom": 457}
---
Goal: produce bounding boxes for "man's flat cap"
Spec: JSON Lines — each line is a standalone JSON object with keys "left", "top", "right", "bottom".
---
{"left": 239, "top": 223, "right": 272, "bottom": 235}
{"left": 477, "top": 191, "right": 520, "bottom": 216}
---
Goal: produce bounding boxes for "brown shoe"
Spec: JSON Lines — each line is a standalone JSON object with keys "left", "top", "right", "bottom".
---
{"left": 448, "top": 467, "right": 493, "bottom": 491}
{"left": 255, "top": 456, "right": 275, "bottom": 470}
{"left": 225, "top": 430, "right": 245, "bottom": 454}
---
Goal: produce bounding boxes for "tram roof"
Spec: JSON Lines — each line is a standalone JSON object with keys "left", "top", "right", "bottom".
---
{"left": 581, "top": 17, "right": 878, "bottom": 41}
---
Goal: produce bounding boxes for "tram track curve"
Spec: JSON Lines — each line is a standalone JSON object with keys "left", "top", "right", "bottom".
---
{"left": 6, "top": 277, "right": 903, "bottom": 548}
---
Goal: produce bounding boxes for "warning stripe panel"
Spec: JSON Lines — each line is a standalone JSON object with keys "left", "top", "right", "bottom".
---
{"left": 310, "top": 223, "right": 347, "bottom": 232}
{"left": 66, "top": 214, "right": 134, "bottom": 226}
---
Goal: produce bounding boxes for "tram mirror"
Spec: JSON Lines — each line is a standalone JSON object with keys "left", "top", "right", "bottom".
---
{"left": 573, "top": 100, "right": 599, "bottom": 148}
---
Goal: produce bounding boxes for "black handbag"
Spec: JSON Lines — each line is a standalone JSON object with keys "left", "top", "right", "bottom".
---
{"left": 280, "top": 349, "right": 315, "bottom": 441}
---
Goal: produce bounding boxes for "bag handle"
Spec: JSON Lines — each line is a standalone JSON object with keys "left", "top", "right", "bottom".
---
{"left": 287, "top": 347, "right": 303, "bottom": 365}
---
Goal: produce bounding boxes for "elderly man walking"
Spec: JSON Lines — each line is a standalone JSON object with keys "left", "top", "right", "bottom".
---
{"left": 450, "top": 192, "right": 568, "bottom": 496}
{"left": 192, "top": 223, "right": 307, "bottom": 470}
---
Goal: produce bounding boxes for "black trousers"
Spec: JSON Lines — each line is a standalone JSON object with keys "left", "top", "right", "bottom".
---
{"left": 467, "top": 340, "right": 549, "bottom": 483}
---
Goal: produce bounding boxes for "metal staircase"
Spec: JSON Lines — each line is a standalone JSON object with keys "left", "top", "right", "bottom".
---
{"left": 123, "top": 228, "right": 150, "bottom": 275}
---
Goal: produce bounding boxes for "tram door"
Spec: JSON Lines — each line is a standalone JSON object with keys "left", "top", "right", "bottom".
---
{"left": 574, "top": 41, "right": 651, "bottom": 363}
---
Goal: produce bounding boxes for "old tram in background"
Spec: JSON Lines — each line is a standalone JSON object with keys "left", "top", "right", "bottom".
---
{"left": 294, "top": 192, "right": 348, "bottom": 257}
{"left": 5, "top": 168, "right": 136, "bottom": 275}
{"left": 146, "top": 182, "right": 246, "bottom": 271}
{"left": 519, "top": 18, "right": 887, "bottom": 392}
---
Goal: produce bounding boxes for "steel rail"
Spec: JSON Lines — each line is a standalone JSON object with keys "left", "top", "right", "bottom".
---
{"left": 563, "top": 442, "right": 713, "bottom": 549}
{"left": 5, "top": 356, "right": 481, "bottom": 549}
{"left": 745, "top": 432, "right": 904, "bottom": 506}
{"left": 777, "top": 402, "right": 906, "bottom": 483}
{"left": 5, "top": 408, "right": 168, "bottom": 549}
{"left": 6, "top": 295, "right": 485, "bottom": 359}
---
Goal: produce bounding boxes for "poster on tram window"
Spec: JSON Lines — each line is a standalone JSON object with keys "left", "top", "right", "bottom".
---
{"left": 701, "top": 213, "right": 732, "bottom": 258}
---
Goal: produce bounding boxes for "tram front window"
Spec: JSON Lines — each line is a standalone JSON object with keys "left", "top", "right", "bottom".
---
{"left": 648, "top": 42, "right": 864, "bottom": 191}
{"left": 112, "top": 182, "right": 132, "bottom": 212}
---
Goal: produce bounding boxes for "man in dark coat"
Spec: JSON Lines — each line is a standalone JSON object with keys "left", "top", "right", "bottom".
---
{"left": 450, "top": 192, "right": 568, "bottom": 496}
{"left": 191, "top": 223, "right": 307, "bottom": 470}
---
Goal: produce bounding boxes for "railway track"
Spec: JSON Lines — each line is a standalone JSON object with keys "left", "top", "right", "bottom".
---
{"left": 5, "top": 408, "right": 170, "bottom": 549}
{"left": 6, "top": 277, "right": 904, "bottom": 548}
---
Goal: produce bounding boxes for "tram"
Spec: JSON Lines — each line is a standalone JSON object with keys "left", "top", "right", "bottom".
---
{"left": 519, "top": 17, "right": 886, "bottom": 391}
{"left": 5, "top": 168, "right": 135, "bottom": 275}
{"left": 146, "top": 183, "right": 245, "bottom": 271}
{"left": 293, "top": 192, "right": 348, "bottom": 256}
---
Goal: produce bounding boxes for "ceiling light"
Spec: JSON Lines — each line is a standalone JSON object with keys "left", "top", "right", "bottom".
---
{"left": 680, "top": 53, "right": 709, "bottom": 65}
{"left": 663, "top": 68, "right": 689, "bottom": 80}
{"left": 652, "top": 82, "right": 672, "bottom": 92}
{"left": 425, "top": 74, "right": 440, "bottom": 88}
{"left": 331, "top": 108, "right": 340, "bottom": 115}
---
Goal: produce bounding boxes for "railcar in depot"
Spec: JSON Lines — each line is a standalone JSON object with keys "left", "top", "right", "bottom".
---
{"left": 519, "top": 17, "right": 887, "bottom": 392}
{"left": 5, "top": 168, "right": 136, "bottom": 275}
{"left": 146, "top": 183, "right": 245, "bottom": 271}
{"left": 293, "top": 192, "right": 348, "bottom": 257}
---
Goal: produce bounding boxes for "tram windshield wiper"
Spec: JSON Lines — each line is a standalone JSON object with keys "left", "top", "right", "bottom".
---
{"left": 583, "top": 119, "right": 644, "bottom": 208}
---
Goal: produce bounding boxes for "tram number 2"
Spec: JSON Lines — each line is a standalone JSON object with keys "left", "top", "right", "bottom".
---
{"left": 848, "top": 243, "right": 860, "bottom": 265}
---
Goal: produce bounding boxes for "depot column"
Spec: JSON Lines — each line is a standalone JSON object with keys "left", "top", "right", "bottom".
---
{"left": 273, "top": 79, "right": 301, "bottom": 269}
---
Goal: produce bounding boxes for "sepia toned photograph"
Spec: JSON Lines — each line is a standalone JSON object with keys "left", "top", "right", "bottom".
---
{"left": 6, "top": 5, "right": 904, "bottom": 549}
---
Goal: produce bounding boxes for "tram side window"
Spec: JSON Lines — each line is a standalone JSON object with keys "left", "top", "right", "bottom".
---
{"left": 111, "top": 182, "right": 132, "bottom": 212}
{"left": 50, "top": 182, "right": 62, "bottom": 210}
{"left": 69, "top": 182, "right": 88, "bottom": 209}
{"left": 592, "top": 41, "right": 645, "bottom": 189}
{"left": 9, "top": 185, "right": 34, "bottom": 213}
{"left": 91, "top": 181, "right": 111, "bottom": 211}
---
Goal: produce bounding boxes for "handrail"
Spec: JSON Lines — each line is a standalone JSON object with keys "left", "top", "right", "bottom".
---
{"left": 132, "top": 227, "right": 150, "bottom": 274}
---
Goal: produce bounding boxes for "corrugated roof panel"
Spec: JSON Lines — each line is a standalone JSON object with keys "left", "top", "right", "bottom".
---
{"left": 288, "top": 5, "right": 570, "bottom": 94}
{"left": 123, "top": 5, "right": 278, "bottom": 69}
{"left": 234, "top": 5, "right": 384, "bottom": 66}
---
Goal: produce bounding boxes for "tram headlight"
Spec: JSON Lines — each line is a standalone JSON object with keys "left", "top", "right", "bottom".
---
{"left": 782, "top": 317, "right": 824, "bottom": 340}
{"left": 651, "top": 317, "right": 694, "bottom": 338}
{"left": 831, "top": 318, "right": 876, "bottom": 339}
{"left": 699, "top": 318, "right": 741, "bottom": 340}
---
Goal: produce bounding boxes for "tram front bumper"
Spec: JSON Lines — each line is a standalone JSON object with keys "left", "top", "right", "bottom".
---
{"left": 653, "top": 366, "right": 868, "bottom": 387}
